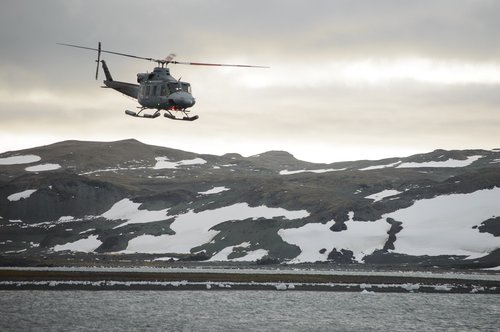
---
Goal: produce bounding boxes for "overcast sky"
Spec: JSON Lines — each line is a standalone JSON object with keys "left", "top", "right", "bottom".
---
{"left": 1, "top": 0, "right": 500, "bottom": 162}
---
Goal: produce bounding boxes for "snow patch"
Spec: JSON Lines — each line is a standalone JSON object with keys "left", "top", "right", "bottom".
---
{"left": 154, "top": 156, "right": 206, "bottom": 169}
{"left": 124, "top": 203, "right": 309, "bottom": 254}
{"left": 198, "top": 186, "right": 230, "bottom": 195}
{"left": 25, "top": 163, "right": 61, "bottom": 172}
{"left": 0, "top": 154, "right": 41, "bottom": 165}
{"left": 397, "top": 155, "right": 482, "bottom": 168}
{"left": 52, "top": 235, "right": 101, "bottom": 252}
{"left": 385, "top": 187, "right": 500, "bottom": 259}
{"left": 7, "top": 189, "right": 37, "bottom": 201}
{"left": 359, "top": 161, "right": 402, "bottom": 171}
{"left": 210, "top": 242, "right": 268, "bottom": 262}
{"left": 279, "top": 212, "right": 391, "bottom": 263}
{"left": 280, "top": 168, "right": 345, "bottom": 175}
{"left": 101, "top": 199, "right": 170, "bottom": 228}
{"left": 365, "top": 189, "right": 402, "bottom": 202}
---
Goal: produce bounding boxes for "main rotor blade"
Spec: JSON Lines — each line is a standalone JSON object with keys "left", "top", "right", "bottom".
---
{"left": 171, "top": 60, "right": 269, "bottom": 68}
{"left": 57, "top": 43, "right": 161, "bottom": 63}
{"left": 58, "top": 43, "right": 269, "bottom": 68}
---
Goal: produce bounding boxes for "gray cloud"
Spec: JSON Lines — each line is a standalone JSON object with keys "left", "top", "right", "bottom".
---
{"left": 1, "top": 0, "right": 500, "bottom": 161}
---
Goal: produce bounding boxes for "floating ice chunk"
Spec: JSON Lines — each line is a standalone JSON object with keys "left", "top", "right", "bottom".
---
{"left": 434, "top": 285, "right": 453, "bottom": 291}
{"left": 275, "top": 283, "right": 288, "bottom": 290}
{"left": 7, "top": 189, "right": 37, "bottom": 201}
{"left": 401, "top": 283, "right": 420, "bottom": 292}
{"left": 0, "top": 154, "right": 41, "bottom": 165}
{"left": 25, "top": 163, "right": 61, "bottom": 172}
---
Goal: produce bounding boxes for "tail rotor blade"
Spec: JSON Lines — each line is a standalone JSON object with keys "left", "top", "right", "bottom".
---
{"left": 95, "top": 42, "right": 101, "bottom": 80}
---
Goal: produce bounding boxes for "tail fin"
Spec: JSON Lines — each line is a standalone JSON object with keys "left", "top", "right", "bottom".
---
{"left": 101, "top": 60, "right": 113, "bottom": 82}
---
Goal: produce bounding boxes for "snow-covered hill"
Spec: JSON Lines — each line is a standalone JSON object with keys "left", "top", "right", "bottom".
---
{"left": 1, "top": 139, "right": 499, "bottom": 268}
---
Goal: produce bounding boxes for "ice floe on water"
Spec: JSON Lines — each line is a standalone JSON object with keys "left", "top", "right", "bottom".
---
{"left": 25, "top": 163, "right": 61, "bottom": 172}
{"left": 154, "top": 156, "right": 206, "bottom": 169}
{"left": 123, "top": 203, "right": 309, "bottom": 254}
{"left": 7, "top": 189, "right": 37, "bottom": 201}
{"left": 0, "top": 154, "right": 41, "bottom": 165}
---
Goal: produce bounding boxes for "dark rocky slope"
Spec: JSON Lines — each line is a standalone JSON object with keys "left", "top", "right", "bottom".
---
{"left": 1, "top": 139, "right": 499, "bottom": 268}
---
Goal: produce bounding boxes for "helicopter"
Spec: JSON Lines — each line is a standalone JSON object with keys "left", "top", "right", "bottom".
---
{"left": 58, "top": 42, "right": 268, "bottom": 121}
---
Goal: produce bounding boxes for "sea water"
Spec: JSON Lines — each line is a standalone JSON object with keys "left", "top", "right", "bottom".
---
{"left": 1, "top": 291, "right": 498, "bottom": 331}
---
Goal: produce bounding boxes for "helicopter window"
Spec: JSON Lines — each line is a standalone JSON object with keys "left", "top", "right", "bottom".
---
{"left": 161, "top": 85, "right": 167, "bottom": 96}
{"left": 181, "top": 83, "right": 191, "bottom": 93}
{"left": 145, "top": 85, "right": 151, "bottom": 97}
{"left": 168, "top": 82, "right": 182, "bottom": 93}
{"left": 152, "top": 85, "right": 157, "bottom": 96}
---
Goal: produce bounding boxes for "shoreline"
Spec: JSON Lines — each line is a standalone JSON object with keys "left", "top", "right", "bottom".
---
{"left": 1, "top": 268, "right": 499, "bottom": 293}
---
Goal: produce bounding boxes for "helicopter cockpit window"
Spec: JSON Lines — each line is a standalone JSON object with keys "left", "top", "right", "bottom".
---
{"left": 181, "top": 83, "right": 192, "bottom": 93}
{"left": 161, "top": 85, "right": 167, "bottom": 96}
{"left": 168, "top": 82, "right": 182, "bottom": 93}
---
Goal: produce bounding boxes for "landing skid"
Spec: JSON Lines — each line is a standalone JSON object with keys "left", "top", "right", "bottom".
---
{"left": 125, "top": 109, "right": 198, "bottom": 121}
{"left": 125, "top": 110, "right": 160, "bottom": 119}
{"left": 164, "top": 112, "right": 199, "bottom": 121}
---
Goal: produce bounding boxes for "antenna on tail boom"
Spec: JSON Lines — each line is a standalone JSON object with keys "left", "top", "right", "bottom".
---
{"left": 95, "top": 42, "right": 101, "bottom": 80}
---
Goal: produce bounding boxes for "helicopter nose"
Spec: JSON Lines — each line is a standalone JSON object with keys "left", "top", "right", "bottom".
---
{"left": 169, "top": 92, "right": 196, "bottom": 108}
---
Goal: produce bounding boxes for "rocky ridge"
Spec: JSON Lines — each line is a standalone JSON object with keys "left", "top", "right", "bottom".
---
{"left": 1, "top": 139, "right": 499, "bottom": 268}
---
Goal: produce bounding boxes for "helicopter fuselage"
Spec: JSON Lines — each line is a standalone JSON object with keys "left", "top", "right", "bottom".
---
{"left": 100, "top": 61, "right": 198, "bottom": 120}
{"left": 136, "top": 67, "right": 195, "bottom": 110}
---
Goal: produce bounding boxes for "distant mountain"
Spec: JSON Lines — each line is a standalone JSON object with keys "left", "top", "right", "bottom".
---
{"left": 1, "top": 139, "right": 499, "bottom": 268}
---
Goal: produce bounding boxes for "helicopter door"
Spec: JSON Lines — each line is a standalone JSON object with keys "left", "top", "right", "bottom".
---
{"left": 143, "top": 85, "right": 151, "bottom": 98}
{"left": 161, "top": 84, "right": 167, "bottom": 96}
